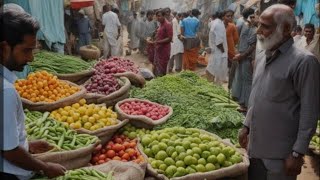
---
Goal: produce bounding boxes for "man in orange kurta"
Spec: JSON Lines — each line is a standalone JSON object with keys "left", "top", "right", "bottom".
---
{"left": 223, "top": 9, "right": 239, "bottom": 88}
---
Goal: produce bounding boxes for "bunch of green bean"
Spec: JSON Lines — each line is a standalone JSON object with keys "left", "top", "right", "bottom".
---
{"left": 29, "top": 51, "right": 96, "bottom": 74}
{"left": 25, "top": 110, "right": 99, "bottom": 151}
{"left": 32, "top": 169, "right": 113, "bottom": 180}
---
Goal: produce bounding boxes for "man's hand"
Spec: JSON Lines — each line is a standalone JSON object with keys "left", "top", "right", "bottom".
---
{"left": 217, "top": 44, "right": 225, "bottom": 53}
{"left": 238, "top": 126, "right": 249, "bottom": 149}
{"left": 29, "top": 140, "right": 54, "bottom": 154}
{"left": 233, "top": 54, "right": 242, "bottom": 61}
{"left": 284, "top": 154, "right": 304, "bottom": 176}
{"left": 43, "top": 162, "right": 66, "bottom": 178}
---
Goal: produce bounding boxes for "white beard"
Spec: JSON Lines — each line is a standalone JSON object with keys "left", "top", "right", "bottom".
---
{"left": 257, "top": 26, "right": 283, "bottom": 51}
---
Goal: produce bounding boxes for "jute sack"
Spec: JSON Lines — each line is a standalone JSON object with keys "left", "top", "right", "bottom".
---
{"left": 114, "top": 72, "right": 146, "bottom": 87}
{"left": 33, "top": 142, "right": 99, "bottom": 170}
{"left": 21, "top": 81, "right": 86, "bottom": 112}
{"left": 139, "top": 129, "right": 250, "bottom": 180}
{"left": 57, "top": 70, "right": 94, "bottom": 85}
{"left": 79, "top": 45, "right": 101, "bottom": 60}
{"left": 115, "top": 98, "right": 173, "bottom": 129}
{"left": 83, "top": 77, "right": 131, "bottom": 104}
{"left": 103, "top": 90, "right": 130, "bottom": 107}
{"left": 76, "top": 119, "right": 129, "bottom": 145}
{"left": 86, "top": 160, "right": 147, "bottom": 180}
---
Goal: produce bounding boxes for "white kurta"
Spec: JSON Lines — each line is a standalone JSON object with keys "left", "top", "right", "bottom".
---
{"left": 170, "top": 18, "right": 184, "bottom": 58}
{"left": 206, "top": 18, "right": 228, "bottom": 83}
{"left": 102, "top": 11, "right": 121, "bottom": 56}
{"left": 129, "top": 18, "right": 140, "bottom": 49}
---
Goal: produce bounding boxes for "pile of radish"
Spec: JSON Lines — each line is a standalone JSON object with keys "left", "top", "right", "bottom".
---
{"left": 85, "top": 74, "right": 120, "bottom": 95}
{"left": 91, "top": 134, "right": 144, "bottom": 165}
{"left": 95, "top": 57, "right": 139, "bottom": 75}
{"left": 119, "top": 100, "right": 170, "bottom": 120}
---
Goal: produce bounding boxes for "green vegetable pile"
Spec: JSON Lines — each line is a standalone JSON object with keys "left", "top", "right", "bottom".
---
{"left": 310, "top": 120, "right": 320, "bottom": 153}
{"left": 130, "top": 72, "right": 244, "bottom": 143}
{"left": 32, "top": 169, "right": 113, "bottom": 180}
{"left": 25, "top": 110, "right": 99, "bottom": 151}
{"left": 29, "top": 51, "right": 96, "bottom": 74}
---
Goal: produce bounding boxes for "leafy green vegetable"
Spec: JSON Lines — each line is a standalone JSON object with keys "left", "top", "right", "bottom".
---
{"left": 130, "top": 71, "right": 244, "bottom": 143}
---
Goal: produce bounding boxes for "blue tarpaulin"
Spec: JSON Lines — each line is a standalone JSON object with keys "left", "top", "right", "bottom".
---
{"left": 4, "top": 0, "right": 66, "bottom": 48}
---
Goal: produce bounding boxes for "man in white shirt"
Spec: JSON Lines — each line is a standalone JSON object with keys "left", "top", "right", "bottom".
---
{"left": 102, "top": 4, "right": 121, "bottom": 58}
{"left": 1, "top": 8, "right": 66, "bottom": 180}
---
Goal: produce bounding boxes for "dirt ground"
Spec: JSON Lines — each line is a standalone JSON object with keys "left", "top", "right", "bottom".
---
{"left": 120, "top": 27, "right": 320, "bottom": 180}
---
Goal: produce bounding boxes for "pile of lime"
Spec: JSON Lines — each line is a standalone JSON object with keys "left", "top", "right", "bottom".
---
{"left": 140, "top": 127, "right": 243, "bottom": 178}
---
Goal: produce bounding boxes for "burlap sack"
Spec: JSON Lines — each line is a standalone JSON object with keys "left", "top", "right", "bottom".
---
{"left": 83, "top": 77, "right": 131, "bottom": 104}
{"left": 21, "top": 81, "right": 86, "bottom": 112}
{"left": 114, "top": 72, "right": 146, "bottom": 87}
{"left": 139, "top": 129, "right": 250, "bottom": 180}
{"left": 86, "top": 160, "right": 147, "bottom": 180}
{"left": 79, "top": 45, "right": 101, "bottom": 60}
{"left": 33, "top": 142, "right": 99, "bottom": 170}
{"left": 76, "top": 119, "right": 129, "bottom": 145}
{"left": 57, "top": 70, "right": 94, "bottom": 85}
{"left": 115, "top": 98, "right": 173, "bottom": 129}
{"left": 103, "top": 91, "right": 130, "bottom": 107}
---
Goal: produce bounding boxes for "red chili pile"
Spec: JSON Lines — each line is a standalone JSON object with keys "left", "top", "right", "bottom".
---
{"left": 95, "top": 57, "right": 139, "bottom": 75}
{"left": 91, "top": 135, "right": 144, "bottom": 165}
{"left": 119, "top": 100, "right": 170, "bottom": 120}
{"left": 85, "top": 74, "right": 120, "bottom": 95}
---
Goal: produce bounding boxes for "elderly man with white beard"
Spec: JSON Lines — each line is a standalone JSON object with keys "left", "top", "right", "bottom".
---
{"left": 238, "top": 4, "right": 320, "bottom": 180}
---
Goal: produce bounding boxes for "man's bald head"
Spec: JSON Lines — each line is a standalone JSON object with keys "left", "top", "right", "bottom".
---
{"left": 257, "top": 4, "right": 296, "bottom": 50}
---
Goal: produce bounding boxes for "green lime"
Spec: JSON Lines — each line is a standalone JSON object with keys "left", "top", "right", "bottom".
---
{"left": 171, "top": 151, "right": 178, "bottom": 159}
{"left": 192, "top": 147, "right": 202, "bottom": 154}
{"left": 164, "top": 157, "right": 175, "bottom": 166}
{"left": 190, "top": 143, "right": 198, "bottom": 148}
{"left": 158, "top": 142, "right": 168, "bottom": 151}
{"left": 159, "top": 164, "right": 168, "bottom": 171}
{"left": 166, "top": 146, "right": 175, "bottom": 156}
{"left": 176, "top": 160, "right": 186, "bottom": 167}
{"left": 198, "top": 158, "right": 207, "bottom": 165}
{"left": 205, "top": 163, "right": 216, "bottom": 171}
{"left": 182, "top": 141, "right": 191, "bottom": 149}
{"left": 196, "top": 164, "right": 206, "bottom": 172}
{"left": 155, "top": 151, "right": 168, "bottom": 161}
{"left": 186, "top": 149, "right": 193, "bottom": 156}
{"left": 193, "top": 153, "right": 201, "bottom": 160}
{"left": 210, "top": 147, "right": 220, "bottom": 156}
{"left": 199, "top": 144, "right": 208, "bottom": 151}
{"left": 178, "top": 152, "right": 187, "bottom": 161}
{"left": 217, "top": 153, "right": 226, "bottom": 164}
{"left": 165, "top": 165, "right": 177, "bottom": 178}
{"left": 201, "top": 151, "right": 211, "bottom": 159}
{"left": 151, "top": 145, "right": 160, "bottom": 155}
{"left": 176, "top": 146, "right": 186, "bottom": 153}
{"left": 184, "top": 155, "right": 194, "bottom": 166}
{"left": 144, "top": 148, "right": 153, "bottom": 157}
{"left": 186, "top": 166, "right": 197, "bottom": 174}
{"left": 207, "top": 155, "right": 217, "bottom": 164}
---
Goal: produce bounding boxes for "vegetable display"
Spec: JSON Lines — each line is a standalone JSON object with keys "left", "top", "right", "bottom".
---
{"left": 119, "top": 100, "right": 170, "bottom": 120}
{"left": 30, "top": 51, "right": 96, "bottom": 74}
{"left": 25, "top": 110, "right": 98, "bottom": 151}
{"left": 32, "top": 169, "right": 113, "bottom": 180}
{"left": 130, "top": 72, "right": 244, "bottom": 142}
{"left": 91, "top": 134, "right": 144, "bottom": 165}
{"left": 15, "top": 71, "right": 80, "bottom": 103}
{"left": 310, "top": 120, "right": 320, "bottom": 153}
{"left": 122, "top": 125, "right": 243, "bottom": 178}
{"left": 84, "top": 74, "right": 120, "bottom": 95}
{"left": 95, "top": 57, "right": 139, "bottom": 75}
{"left": 50, "top": 99, "right": 118, "bottom": 130}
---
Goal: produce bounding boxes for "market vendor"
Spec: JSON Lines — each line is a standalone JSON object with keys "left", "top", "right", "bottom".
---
{"left": 0, "top": 8, "right": 66, "bottom": 180}
{"left": 238, "top": 4, "right": 320, "bottom": 180}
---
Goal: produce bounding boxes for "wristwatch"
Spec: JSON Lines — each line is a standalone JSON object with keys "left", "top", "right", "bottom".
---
{"left": 292, "top": 151, "right": 301, "bottom": 158}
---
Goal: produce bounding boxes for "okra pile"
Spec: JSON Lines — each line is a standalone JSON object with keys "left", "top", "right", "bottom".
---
{"left": 25, "top": 110, "right": 99, "bottom": 151}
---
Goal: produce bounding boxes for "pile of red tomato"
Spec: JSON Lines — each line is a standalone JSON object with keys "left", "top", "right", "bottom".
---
{"left": 119, "top": 100, "right": 170, "bottom": 120}
{"left": 91, "top": 134, "right": 144, "bottom": 165}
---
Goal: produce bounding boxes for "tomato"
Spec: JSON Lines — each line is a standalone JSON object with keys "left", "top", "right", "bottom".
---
{"left": 92, "top": 156, "right": 99, "bottom": 163}
{"left": 106, "top": 150, "right": 116, "bottom": 158}
{"left": 101, "top": 149, "right": 106, "bottom": 154}
{"left": 98, "top": 159, "right": 105, "bottom": 164}
{"left": 113, "top": 156, "right": 122, "bottom": 161}
{"left": 99, "top": 154, "right": 106, "bottom": 160}
{"left": 128, "top": 142, "right": 136, "bottom": 148}
{"left": 123, "top": 142, "right": 130, "bottom": 149}
{"left": 122, "top": 153, "right": 130, "bottom": 160}
{"left": 118, "top": 150, "right": 125, "bottom": 157}
{"left": 126, "top": 148, "right": 137, "bottom": 157}
{"left": 112, "top": 144, "right": 122, "bottom": 152}
{"left": 114, "top": 137, "right": 122, "bottom": 144}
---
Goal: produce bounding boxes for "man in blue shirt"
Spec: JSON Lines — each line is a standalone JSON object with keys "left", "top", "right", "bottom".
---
{"left": 76, "top": 9, "right": 92, "bottom": 48}
{"left": 180, "top": 9, "right": 201, "bottom": 71}
{"left": 0, "top": 8, "right": 66, "bottom": 180}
